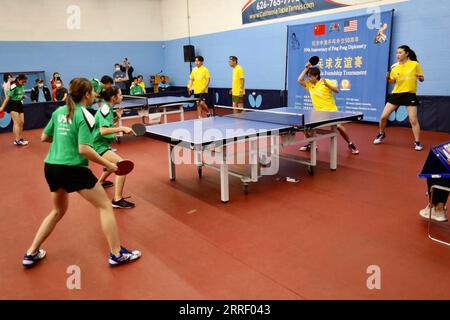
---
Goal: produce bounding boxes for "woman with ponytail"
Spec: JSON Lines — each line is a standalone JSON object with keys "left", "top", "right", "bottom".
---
{"left": 22, "top": 78, "right": 141, "bottom": 268}
{"left": 0, "top": 74, "right": 29, "bottom": 146}
{"left": 93, "top": 86, "right": 136, "bottom": 209}
{"left": 374, "top": 45, "right": 425, "bottom": 150}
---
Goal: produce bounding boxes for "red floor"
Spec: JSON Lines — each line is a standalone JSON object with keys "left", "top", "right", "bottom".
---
{"left": 0, "top": 112, "right": 449, "bottom": 300}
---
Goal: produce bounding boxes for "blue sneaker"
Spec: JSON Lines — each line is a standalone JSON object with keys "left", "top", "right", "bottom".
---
{"left": 109, "top": 246, "right": 141, "bottom": 267}
{"left": 22, "top": 249, "right": 46, "bottom": 268}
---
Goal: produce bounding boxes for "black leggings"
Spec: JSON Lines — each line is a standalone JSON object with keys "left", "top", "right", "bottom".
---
{"left": 427, "top": 178, "right": 450, "bottom": 205}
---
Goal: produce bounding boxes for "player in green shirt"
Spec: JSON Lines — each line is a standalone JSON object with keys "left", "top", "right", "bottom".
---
{"left": 90, "top": 75, "right": 114, "bottom": 114}
{"left": 22, "top": 77, "right": 141, "bottom": 269}
{"left": 130, "top": 77, "right": 145, "bottom": 95}
{"left": 93, "top": 86, "right": 136, "bottom": 209}
{"left": 0, "top": 74, "right": 29, "bottom": 146}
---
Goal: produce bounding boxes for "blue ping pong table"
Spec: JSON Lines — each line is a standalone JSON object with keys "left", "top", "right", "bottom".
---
{"left": 93, "top": 95, "right": 199, "bottom": 125}
{"left": 145, "top": 107, "right": 363, "bottom": 203}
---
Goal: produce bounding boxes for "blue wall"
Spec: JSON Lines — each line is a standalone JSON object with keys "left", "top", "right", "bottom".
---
{"left": 163, "top": 0, "right": 450, "bottom": 96}
{"left": 1, "top": 0, "right": 449, "bottom": 97}
{"left": 0, "top": 41, "right": 164, "bottom": 86}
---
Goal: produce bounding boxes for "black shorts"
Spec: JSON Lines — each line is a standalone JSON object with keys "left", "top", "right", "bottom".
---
{"left": 6, "top": 100, "right": 24, "bottom": 114}
{"left": 388, "top": 93, "right": 419, "bottom": 107}
{"left": 194, "top": 93, "right": 212, "bottom": 107}
{"left": 44, "top": 163, "right": 98, "bottom": 193}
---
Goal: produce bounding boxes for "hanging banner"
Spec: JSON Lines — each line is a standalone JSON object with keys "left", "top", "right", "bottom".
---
{"left": 242, "top": 0, "right": 381, "bottom": 25}
{"left": 287, "top": 11, "right": 394, "bottom": 122}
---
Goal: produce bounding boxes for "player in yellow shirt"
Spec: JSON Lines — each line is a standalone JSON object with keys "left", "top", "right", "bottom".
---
{"left": 229, "top": 56, "right": 245, "bottom": 111}
{"left": 188, "top": 56, "right": 212, "bottom": 119}
{"left": 298, "top": 63, "right": 359, "bottom": 155}
{"left": 374, "top": 45, "right": 425, "bottom": 150}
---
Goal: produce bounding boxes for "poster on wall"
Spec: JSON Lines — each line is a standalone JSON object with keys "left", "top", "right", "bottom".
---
{"left": 242, "top": 0, "right": 381, "bottom": 24}
{"left": 287, "top": 10, "right": 393, "bottom": 122}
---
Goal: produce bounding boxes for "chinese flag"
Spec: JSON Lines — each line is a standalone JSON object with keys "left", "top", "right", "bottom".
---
{"left": 314, "top": 24, "right": 326, "bottom": 36}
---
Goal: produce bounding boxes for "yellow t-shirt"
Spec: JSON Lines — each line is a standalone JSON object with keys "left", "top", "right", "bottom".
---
{"left": 390, "top": 60, "right": 423, "bottom": 94}
{"left": 190, "top": 65, "right": 210, "bottom": 94}
{"left": 232, "top": 65, "right": 245, "bottom": 96}
{"left": 305, "top": 79, "right": 338, "bottom": 112}
{"left": 138, "top": 82, "right": 145, "bottom": 90}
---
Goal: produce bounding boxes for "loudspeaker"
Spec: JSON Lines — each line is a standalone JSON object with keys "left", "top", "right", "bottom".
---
{"left": 183, "top": 45, "right": 195, "bottom": 62}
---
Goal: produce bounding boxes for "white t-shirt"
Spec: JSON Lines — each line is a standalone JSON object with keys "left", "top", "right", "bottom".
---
{"left": 3, "top": 82, "right": 11, "bottom": 97}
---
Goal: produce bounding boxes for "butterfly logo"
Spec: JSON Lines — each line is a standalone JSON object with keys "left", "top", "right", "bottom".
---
{"left": 388, "top": 106, "right": 408, "bottom": 122}
{"left": 249, "top": 94, "right": 262, "bottom": 108}
{"left": 0, "top": 112, "right": 12, "bottom": 129}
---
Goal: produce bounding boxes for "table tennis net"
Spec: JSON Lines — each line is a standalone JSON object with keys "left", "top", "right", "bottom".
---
{"left": 121, "top": 95, "right": 148, "bottom": 107}
{"left": 214, "top": 106, "right": 305, "bottom": 127}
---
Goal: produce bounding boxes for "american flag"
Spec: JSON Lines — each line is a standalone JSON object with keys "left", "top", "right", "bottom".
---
{"left": 344, "top": 20, "right": 358, "bottom": 32}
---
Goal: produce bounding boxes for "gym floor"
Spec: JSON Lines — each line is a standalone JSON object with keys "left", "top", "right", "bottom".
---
{"left": 1, "top": 112, "right": 449, "bottom": 300}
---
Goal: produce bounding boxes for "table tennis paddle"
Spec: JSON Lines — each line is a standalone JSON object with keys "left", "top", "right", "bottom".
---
{"left": 131, "top": 123, "right": 146, "bottom": 136}
{"left": 309, "top": 56, "right": 320, "bottom": 66}
{"left": 116, "top": 160, "right": 134, "bottom": 176}
{"left": 0, "top": 111, "right": 5, "bottom": 119}
{"left": 103, "top": 160, "right": 134, "bottom": 176}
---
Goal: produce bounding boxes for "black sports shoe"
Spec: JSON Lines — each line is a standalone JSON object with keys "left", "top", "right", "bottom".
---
{"left": 102, "top": 181, "right": 114, "bottom": 188}
{"left": 112, "top": 198, "right": 135, "bottom": 209}
{"left": 348, "top": 143, "right": 360, "bottom": 155}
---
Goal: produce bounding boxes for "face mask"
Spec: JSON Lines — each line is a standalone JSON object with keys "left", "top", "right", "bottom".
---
{"left": 56, "top": 83, "right": 62, "bottom": 88}
{"left": 115, "top": 68, "right": 120, "bottom": 71}
{"left": 38, "top": 83, "right": 44, "bottom": 88}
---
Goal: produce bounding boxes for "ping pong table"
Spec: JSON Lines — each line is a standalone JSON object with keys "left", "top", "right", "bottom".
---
{"left": 145, "top": 107, "right": 363, "bottom": 203}
{"left": 92, "top": 95, "right": 198, "bottom": 141}
{"left": 93, "top": 95, "right": 199, "bottom": 124}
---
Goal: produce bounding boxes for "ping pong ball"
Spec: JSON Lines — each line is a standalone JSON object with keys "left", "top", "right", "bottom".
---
{"left": 252, "top": 92, "right": 256, "bottom": 95}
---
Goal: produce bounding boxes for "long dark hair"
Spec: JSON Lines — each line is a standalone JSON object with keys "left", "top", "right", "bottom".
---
{"left": 398, "top": 45, "right": 418, "bottom": 62}
{"left": 99, "top": 86, "right": 121, "bottom": 103}
{"left": 14, "top": 74, "right": 28, "bottom": 85}
{"left": 66, "top": 78, "right": 93, "bottom": 121}
{"left": 3, "top": 73, "right": 12, "bottom": 83}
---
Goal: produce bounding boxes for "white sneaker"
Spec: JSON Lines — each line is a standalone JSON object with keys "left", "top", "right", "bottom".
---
{"left": 433, "top": 209, "right": 448, "bottom": 222}
{"left": 419, "top": 206, "right": 448, "bottom": 222}
{"left": 414, "top": 142, "right": 423, "bottom": 151}
{"left": 419, "top": 205, "right": 432, "bottom": 219}
{"left": 373, "top": 132, "right": 386, "bottom": 145}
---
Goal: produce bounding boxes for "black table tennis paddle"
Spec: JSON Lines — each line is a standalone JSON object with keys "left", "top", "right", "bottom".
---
{"left": 309, "top": 56, "right": 320, "bottom": 66}
{"left": 131, "top": 123, "right": 147, "bottom": 136}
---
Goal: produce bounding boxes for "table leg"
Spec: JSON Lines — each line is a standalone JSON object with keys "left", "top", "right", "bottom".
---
{"left": 163, "top": 107, "right": 168, "bottom": 124}
{"left": 330, "top": 126, "right": 337, "bottom": 171}
{"left": 220, "top": 145, "right": 229, "bottom": 203}
{"left": 168, "top": 144, "right": 176, "bottom": 181}
{"left": 180, "top": 105, "right": 185, "bottom": 121}
{"left": 250, "top": 137, "right": 258, "bottom": 182}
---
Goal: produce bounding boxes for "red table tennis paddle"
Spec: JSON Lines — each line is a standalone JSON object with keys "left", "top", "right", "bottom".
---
{"left": 116, "top": 160, "right": 134, "bottom": 176}
{"left": 0, "top": 111, "right": 5, "bottom": 119}
{"left": 104, "top": 160, "right": 134, "bottom": 176}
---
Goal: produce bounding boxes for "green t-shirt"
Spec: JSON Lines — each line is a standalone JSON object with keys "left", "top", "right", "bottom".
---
{"left": 7, "top": 84, "right": 25, "bottom": 101}
{"left": 130, "top": 84, "right": 144, "bottom": 95}
{"left": 93, "top": 102, "right": 115, "bottom": 155}
{"left": 91, "top": 78, "right": 102, "bottom": 94}
{"left": 44, "top": 104, "right": 95, "bottom": 167}
{"left": 90, "top": 78, "right": 103, "bottom": 107}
